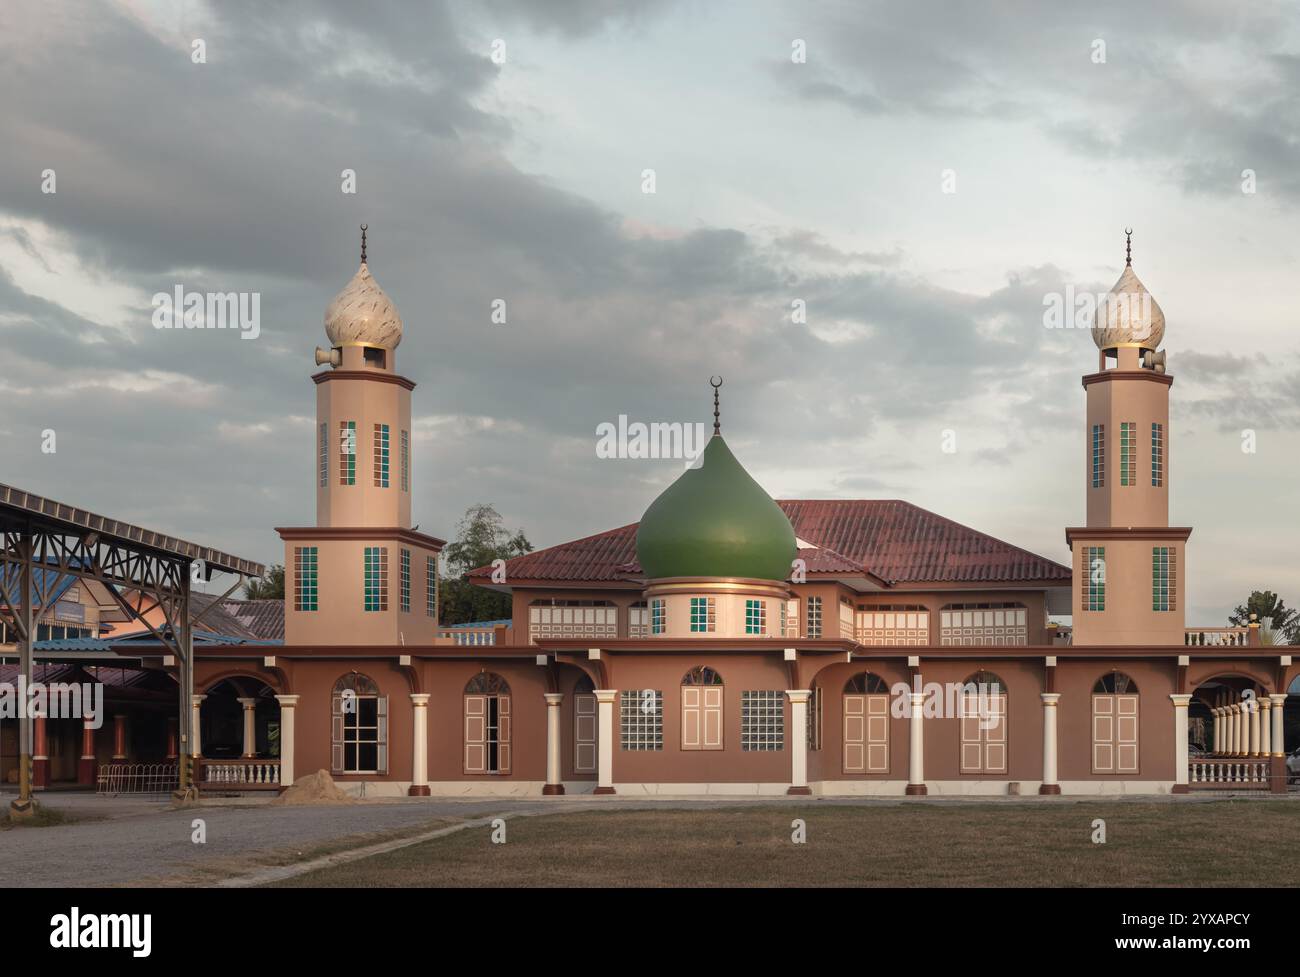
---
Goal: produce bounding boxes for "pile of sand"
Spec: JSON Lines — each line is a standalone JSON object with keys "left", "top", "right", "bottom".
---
{"left": 272, "top": 769, "right": 357, "bottom": 806}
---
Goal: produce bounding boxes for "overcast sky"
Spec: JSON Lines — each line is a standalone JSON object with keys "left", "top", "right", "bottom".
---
{"left": 2, "top": 0, "right": 1299, "bottom": 625}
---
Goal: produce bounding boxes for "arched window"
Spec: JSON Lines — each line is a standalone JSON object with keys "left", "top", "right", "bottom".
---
{"left": 1092, "top": 672, "right": 1138, "bottom": 773}
{"left": 464, "top": 672, "right": 511, "bottom": 774}
{"left": 1093, "top": 672, "right": 1139, "bottom": 695}
{"left": 331, "top": 672, "right": 387, "bottom": 775}
{"left": 465, "top": 672, "right": 511, "bottom": 696}
{"left": 682, "top": 666, "right": 723, "bottom": 686}
{"left": 681, "top": 667, "right": 723, "bottom": 750}
{"left": 843, "top": 672, "right": 889, "bottom": 694}
{"left": 959, "top": 671, "right": 1007, "bottom": 775}
{"left": 843, "top": 673, "right": 890, "bottom": 774}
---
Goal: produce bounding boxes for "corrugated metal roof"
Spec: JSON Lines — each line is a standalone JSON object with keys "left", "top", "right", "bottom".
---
{"left": 469, "top": 501, "right": 1069, "bottom": 587}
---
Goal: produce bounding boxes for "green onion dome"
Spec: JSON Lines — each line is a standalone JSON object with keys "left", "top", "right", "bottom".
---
{"left": 636, "top": 434, "right": 796, "bottom": 582}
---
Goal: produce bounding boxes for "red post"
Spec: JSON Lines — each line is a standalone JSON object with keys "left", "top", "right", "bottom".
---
{"left": 166, "top": 717, "right": 178, "bottom": 760}
{"left": 111, "top": 714, "right": 127, "bottom": 760}
{"left": 78, "top": 717, "right": 96, "bottom": 785}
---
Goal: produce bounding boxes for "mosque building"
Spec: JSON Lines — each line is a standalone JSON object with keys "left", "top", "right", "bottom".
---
{"left": 159, "top": 232, "right": 1298, "bottom": 795}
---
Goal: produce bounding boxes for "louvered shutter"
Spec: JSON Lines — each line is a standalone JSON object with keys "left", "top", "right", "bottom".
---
{"left": 983, "top": 694, "right": 1007, "bottom": 773}
{"left": 331, "top": 694, "right": 345, "bottom": 774}
{"left": 843, "top": 695, "right": 865, "bottom": 773}
{"left": 1116, "top": 694, "right": 1139, "bottom": 773}
{"left": 498, "top": 695, "right": 512, "bottom": 774}
{"left": 681, "top": 687, "right": 701, "bottom": 750}
{"left": 1092, "top": 695, "right": 1114, "bottom": 772}
{"left": 703, "top": 686, "right": 723, "bottom": 750}
{"left": 574, "top": 694, "right": 597, "bottom": 772}
{"left": 960, "top": 693, "right": 983, "bottom": 772}
{"left": 866, "top": 694, "right": 889, "bottom": 773}
{"left": 464, "top": 695, "right": 486, "bottom": 773}
{"left": 377, "top": 695, "right": 389, "bottom": 775}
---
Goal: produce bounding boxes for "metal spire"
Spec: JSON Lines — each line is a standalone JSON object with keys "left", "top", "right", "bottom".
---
{"left": 709, "top": 376, "right": 723, "bottom": 435}
{"left": 1124, "top": 226, "right": 1132, "bottom": 267}
{"left": 360, "top": 224, "right": 368, "bottom": 264}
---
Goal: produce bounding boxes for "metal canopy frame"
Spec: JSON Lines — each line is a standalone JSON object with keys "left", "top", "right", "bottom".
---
{"left": 0, "top": 483, "right": 263, "bottom": 811}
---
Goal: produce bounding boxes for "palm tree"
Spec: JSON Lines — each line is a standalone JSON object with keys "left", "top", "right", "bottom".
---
{"left": 1228, "top": 591, "right": 1298, "bottom": 644}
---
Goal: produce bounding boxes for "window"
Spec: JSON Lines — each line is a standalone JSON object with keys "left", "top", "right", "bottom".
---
{"left": 628, "top": 602, "right": 649, "bottom": 638}
{"left": 959, "top": 671, "right": 1007, "bottom": 775}
{"left": 1151, "top": 422, "right": 1163, "bottom": 487}
{"left": 318, "top": 423, "right": 328, "bottom": 488}
{"left": 745, "top": 599, "right": 766, "bottom": 635}
{"left": 681, "top": 667, "right": 723, "bottom": 750}
{"left": 741, "top": 691, "right": 784, "bottom": 751}
{"left": 528, "top": 600, "right": 618, "bottom": 642}
{"left": 373, "top": 423, "right": 390, "bottom": 488}
{"left": 651, "top": 598, "right": 666, "bottom": 635}
{"left": 940, "top": 603, "right": 1027, "bottom": 646}
{"left": 338, "top": 421, "right": 356, "bottom": 485}
{"left": 843, "top": 673, "right": 889, "bottom": 773}
{"left": 689, "top": 596, "right": 715, "bottom": 633}
{"left": 364, "top": 546, "right": 387, "bottom": 612}
{"left": 1091, "top": 424, "right": 1105, "bottom": 487}
{"left": 400, "top": 429, "right": 409, "bottom": 492}
{"left": 400, "top": 548, "right": 411, "bottom": 612}
{"left": 1152, "top": 546, "right": 1176, "bottom": 611}
{"left": 1083, "top": 546, "right": 1105, "bottom": 611}
{"left": 293, "top": 546, "right": 318, "bottom": 611}
{"left": 426, "top": 556, "right": 437, "bottom": 618}
{"left": 857, "top": 605, "right": 930, "bottom": 645}
{"left": 331, "top": 673, "right": 387, "bottom": 775}
{"left": 620, "top": 690, "right": 663, "bottom": 750}
{"left": 1092, "top": 673, "right": 1138, "bottom": 773}
{"left": 1120, "top": 421, "right": 1135, "bottom": 486}
{"left": 464, "top": 673, "right": 511, "bottom": 774}
{"left": 806, "top": 595, "right": 822, "bottom": 638}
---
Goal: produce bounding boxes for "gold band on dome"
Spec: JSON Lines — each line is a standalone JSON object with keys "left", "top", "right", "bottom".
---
{"left": 1099, "top": 341, "right": 1159, "bottom": 349}
{"left": 336, "top": 341, "right": 395, "bottom": 350}
{"left": 644, "top": 577, "right": 791, "bottom": 600}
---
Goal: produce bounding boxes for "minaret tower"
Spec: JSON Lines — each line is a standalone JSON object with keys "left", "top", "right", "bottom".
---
{"left": 278, "top": 227, "right": 444, "bottom": 646}
{"left": 1067, "top": 231, "right": 1189, "bottom": 645}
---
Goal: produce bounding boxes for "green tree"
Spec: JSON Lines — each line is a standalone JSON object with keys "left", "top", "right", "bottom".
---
{"left": 243, "top": 564, "right": 285, "bottom": 600}
{"left": 439, "top": 504, "right": 532, "bottom": 626}
{"left": 1228, "top": 590, "right": 1298, "bottom": 644}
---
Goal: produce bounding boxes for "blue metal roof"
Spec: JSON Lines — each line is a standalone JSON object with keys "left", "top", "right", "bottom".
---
{"left": 33, "top": 632, "right": 282, "bottom": 652}
{"left": 439, "top": 619, "right": 510, "bottom": 629}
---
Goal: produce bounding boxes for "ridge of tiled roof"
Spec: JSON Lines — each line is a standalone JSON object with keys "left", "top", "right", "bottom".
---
{"left": 468, "top": 500, "right": 1069, "bottom": 587}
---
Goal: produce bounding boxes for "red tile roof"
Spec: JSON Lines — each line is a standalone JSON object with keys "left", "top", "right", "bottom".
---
{"left": 470, "top": 500, "right": 1069, "bottom": 587}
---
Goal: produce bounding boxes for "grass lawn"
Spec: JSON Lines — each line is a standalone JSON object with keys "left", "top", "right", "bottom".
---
{"left": 267, "top": 799, "right": 1300, "bottom": 887}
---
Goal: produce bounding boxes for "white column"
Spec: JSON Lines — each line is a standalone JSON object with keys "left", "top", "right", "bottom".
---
{"left": 275, "top": 694, "right": 299, "bottom": 787}
{"left": 1269, "top": 694, "right": 1287, "bottom": 756}
{"left": 1212, "top": 707, "right": 1222, "bottom": 754}
{"left": 1229, "top": 704, "right": 1239, "bottom": 755}
{"left": 408, "top": 693, "right": 430, "bottom": 796}
{"left": 1249, "top": 698, "right": 1262, "bottom": 756}
{"left": 786, "top": 690, "right": 812, "bottom": 795}
{"left": 1039, "top": 693, "right": 1061, "bottom": 795}
{"left": 1170, "top": 694, "right": 1191, "bottom": 791}
{"left": 1260, "top": 699, "right": 1272, "bottom": 756}
{"left": 906, "top": 690, "right": 926, "bottom": 795}
{"left": 543, "top": 693, "right": 564, "bottom": 795}
{"left": 237, "top": 697, "right": 258, "bottom": 757}
{"left": 190, "top": 694, "right": 206, "bottom": 757}
{"left": 593, "top": 690, "right": 617, "bottom": 795}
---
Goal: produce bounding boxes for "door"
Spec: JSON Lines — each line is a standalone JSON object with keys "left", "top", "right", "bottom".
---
{"left": 682, "top": 687, "right": 724, "bottom": 751}
{"left": 574, "top": 693, "right": 596, "bottom": 773}
{"left": 1093, "top": 694, "right": 1138, "bottom": 773}
{"left": 843, "top": 694, "right": 890, "bottom": 773}
{"left": 960, "top": 692, "right": 1007, "bottom": 774}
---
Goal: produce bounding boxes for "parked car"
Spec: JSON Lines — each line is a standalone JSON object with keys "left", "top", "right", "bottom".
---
{"left": 1288, "top": 747, "right": 1300, "bottom": 785}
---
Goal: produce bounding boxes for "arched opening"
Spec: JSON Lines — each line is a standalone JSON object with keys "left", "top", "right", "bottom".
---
{"left": 201, "top": 677, "right": 280, "bottom": 760}
{"left": 842, "top": 672, "right": 889, "bottom": 774}
{"left": 959, "top": 671, "right": 1007, "bottom": 775}
{"left": 1091, "top": 671, "right": 1139, "bottom": 774}
{"left": 331, "top": 672, "right": 387, "bottom": 776}
{"left": 681, "top": 667, "right": 723, "bottom": 751}
{"left": 1189, "top": 675, "right": 1276, "bottom": 789}
{"left": 464, "top": 672, "right": 511, "bottom": 775}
